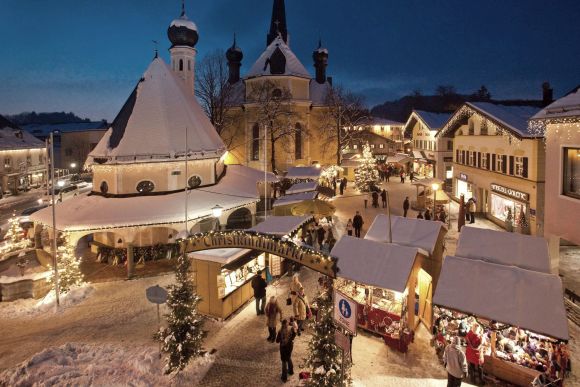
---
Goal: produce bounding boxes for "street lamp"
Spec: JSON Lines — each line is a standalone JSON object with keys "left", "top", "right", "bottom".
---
{"left": 431, "top": 183, "right": 439, "bottom": 213}
{"left": 212, "top": 204, "right": 223, "bottom": 231}
{"left": 49, "top": 131, "right": 60, "bottom": 307}
{"left": 70, "top": 162, "right": 76, "bottom": 169}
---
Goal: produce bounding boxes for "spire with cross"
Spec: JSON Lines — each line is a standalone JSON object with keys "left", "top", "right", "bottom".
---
{"left": 267, "top": 0, "right": 287, "bottom": 46}
{"left": 180, "top": 0, "right": 185, "bottom": 17}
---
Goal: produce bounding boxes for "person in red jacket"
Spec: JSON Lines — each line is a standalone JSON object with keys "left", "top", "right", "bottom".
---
{"left": 465, "top": 324, "right": 484, "bottom": 385}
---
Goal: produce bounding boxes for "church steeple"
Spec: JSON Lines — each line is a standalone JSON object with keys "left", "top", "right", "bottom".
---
{"left": 266, "top": 0, "right": 288, "bottom": 46}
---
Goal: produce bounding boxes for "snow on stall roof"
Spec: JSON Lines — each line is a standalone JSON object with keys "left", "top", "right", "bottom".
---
{"left": 89, "top": 58, "right": 225, "bottom": 163}
{"left": 364, "top": 214, "right": 446, "bottom": 256}
{"left": 285, "top": 166, "right": 322, "bottom": 179}
{"left": 189, "top": 248, "right": 252, "bottom": 264}
{"left": 309, "top": 80, "right": 331, "bottom": 105}
{"left": 248, "top": 215, "right": 312, "bottom": 236}
{"left": 286, "top": 181, "right": 318, "bottom": 194}
{"left": 467, "top": 102, "right": 541, "bottom": 137}
{"left": 170, "top": 15, "right": 197, "bottom": 31}
{"left": 386, "top": 153, "right": 412, "bottom": 164}
{"left": 456, "top": 227, "right": 550, "bottom": 273}
{"left": 227, "top": 164, "right": 278, "bottom": 183}
{"left": 246, "top": 36, "right": 310, "bottom": 79}
{"left": 272, "top": 191, "right": 318, "bottom": 207}
{"left": 433, "top": 255, "right": 569, "bottom": 340}
{"left": 532, "top": 86, "right": 580, "bottom": 120}
{"left": 414, "top": 110, "right": 451, "bottom": 131}
{"left": 30, "top": 165, "right": 264, "bottom": 231}
{"left": 331, "top": 236, "right": 418, "bottom": 292}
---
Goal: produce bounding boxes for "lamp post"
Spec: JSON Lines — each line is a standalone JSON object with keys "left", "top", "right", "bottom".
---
{"left": 49, "top": 131, "right": 60, "bottom": 307}
{"left": 212, "top": 204, "right": 223, "bottom": 231}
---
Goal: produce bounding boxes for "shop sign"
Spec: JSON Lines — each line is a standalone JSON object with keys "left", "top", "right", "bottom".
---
{"left": 490, "top": 183, "right": 529, "bottom": 202}
{"left": 458, "top": 173, "right": 468, "bottom": 181}
{"left": 335, "top": 329, "right": 351, "bottom": 356}
{"left": 183, "top": 231, "right": 338, "bottom": 278}
{"left": 333, "top": 289, "right": 358, "bottom": 335}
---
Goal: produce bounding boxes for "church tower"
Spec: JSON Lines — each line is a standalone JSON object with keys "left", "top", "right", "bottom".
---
{"left": 266, "top": 0, "right": 288, "bottom": 46}
{"left": 313, "top": 39, "right": 329, "bottom": 84}
{"left": 167, "top": 1, "right": 198, "bottom": 95}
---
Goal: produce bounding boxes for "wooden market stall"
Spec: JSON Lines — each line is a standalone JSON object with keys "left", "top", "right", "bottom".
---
{"left": 331, "top": 236, "right": 431, "bottom": 353}
{"left": 272, "top": 191, "right": 318, "bottom": 216}
{"left": 411, "top": 178, "right": 447, "bottom": 210}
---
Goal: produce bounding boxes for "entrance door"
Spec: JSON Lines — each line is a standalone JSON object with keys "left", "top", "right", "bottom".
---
{"left": 416, "top": 269, "right": 433, "bottom": 329}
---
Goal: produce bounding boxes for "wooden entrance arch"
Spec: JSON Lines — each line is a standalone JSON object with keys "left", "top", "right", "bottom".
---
{"left": 181, "top": 230, "right": 338, "bottom": 278}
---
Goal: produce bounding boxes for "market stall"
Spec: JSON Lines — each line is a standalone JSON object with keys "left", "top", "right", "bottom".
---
{"left": 331, "top": 236, "right": 431, "bottom": 353}
{"left": 285, "top": 166, "right": 322, "bottom": 181}
{"left": 411, "top": 178, "right": 446, "bottom": 210}
{"left": 272, "top": 191, "right": 318, "bottom": 216}
{"left": 285, "top": 181, "right": 318, "bottom": 195}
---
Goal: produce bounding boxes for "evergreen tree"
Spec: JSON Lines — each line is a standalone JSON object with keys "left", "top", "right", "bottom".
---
{"left": 354, "top": 144, "right": 380, "bottom": 192}
{"left": 48, "top": 233, "right": 84, "bottom": 294}
{"left": 305, "top": 285, "right": 351, "bottom": 387}
{"left": 155, "top": 253, "right": 204, "bottom": 374}
{"left": 518, "top": 210, "right": 530, "bottom": 235}
{"left": 4, "top": 213, "right": 31, "bottom": 252}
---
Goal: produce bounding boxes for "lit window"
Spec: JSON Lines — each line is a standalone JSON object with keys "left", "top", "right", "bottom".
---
{"left": 188, "top": 175, "right": 202, "bottom": 188}
{"left": 514, "top": 156, "right": 524, "bottom": 177}
{"left": 251, "top": 124, "right": 260, "bottom": 161}
{"left": 353, "top": 144, "right": 358, "bottom": 150}
{"left": 4, "top": 158, "right": 11, "bottom": 168}
{"left": 496, "top": 154, "right": 504, "bottom": 172}
{"left": 136, "top": 180, "right": 155, "bottom": 193}
{"left": 469, "top": 152, "right": 474, "bottom": 166}
{"left": 563, "top": 148, "right": 579, "bottom": 199}
{"left": 481, "top": 153, "right": 488, "bottom": 169}
{"left": 370, "top": 144, "right": 375, "bottom": 149}
{"left": 379, "top": 144, "right": 384, "bottom": 149}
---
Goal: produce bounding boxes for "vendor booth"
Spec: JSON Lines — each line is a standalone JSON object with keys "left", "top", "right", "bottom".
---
{"left": 331, "top": 236, "right": 432, "bottom": 353}
{"left": 411, "top": 178, "right": 448, "bottom": 211}
{"left": 286, "top": 181, "right": 318, "bottom": 195}
{"left": 432, "top": 228, "right": 570, "bottom": 386}
{"left": 285, "top": 166, "right": 322, "bottom": 181}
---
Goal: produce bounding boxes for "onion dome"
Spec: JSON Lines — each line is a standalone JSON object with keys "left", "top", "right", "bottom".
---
{"left": 226, "top": 34, "right": 243, "bottom": 63}
{"left": 312, "top": 39, "right": 328, "bottom": 63}
{"left": 167, "top": 4, "right": 198, "bottom": 48}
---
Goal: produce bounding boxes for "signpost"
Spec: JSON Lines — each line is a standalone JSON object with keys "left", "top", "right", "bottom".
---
{"left": 333, "top": 289, "right": 357, "bottom": 335}
{"left": 146, "top": 285, "right": 168, "bottom": 357}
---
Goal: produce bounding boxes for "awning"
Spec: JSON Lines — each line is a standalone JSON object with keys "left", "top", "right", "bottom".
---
{"left": 272, "top": 191, "right": 318, "bottom": 207}
{"left": 411, "top": 177, "right": 445, "bottom": 188}
{"left": 364, "top": 214, "right": 446, "bottom": 256}
{"left": 331, "top": 236, "right": 419, "bottom": 293}
{"left": 248, "top": 215, "right": 312, "bottom": 237}
{"left": 433, "top": 255, "right": 569, "bottom": 341}
{"left": 290, "top": 199, "right": 336, "bottom": 217}
{"left": 412, "top": 150, "right": 424, "bottom": 159}
{"left": 285, "top": 166, "right": 322, "bottom": 180}
{"left": 456, "top": 227, "right": 550, "bottom": 273}
{"left": 286, "top": 181, "right": 318, "bottom": 194}
{"left": 188, "top": 248, "right": 252, "bottom": 264}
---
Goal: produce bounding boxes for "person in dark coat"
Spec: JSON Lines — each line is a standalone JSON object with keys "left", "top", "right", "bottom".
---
{"left": 276, "top": 319, "right": 296, "bottom": 383}
{"left": 371, "top": 191, "right": 379, "bottom": 208}
{"left": 410, "top": 171, "right": 415, "bottom": 182}
{"left": 424, "top": 209, "right": 432, "bottom": 220}
{"left": 403, "top": 197, "right": 410, "bottom": 217}
{"left": 251, "top": 270, "right": 267, "bottom": 315}
{"left": 417, "top": 212, "right": 424, "bottom": 219}
{"left": 352, "top": 211, "right": 364, "bottom": 238}
{"left": 339, "top": 179, "right": 345, "bottom": 195}
{"left": 316, "top": 226, "right": 325, "bottom": 248}
{"left": 380, "top": 189, "right": 387, "bottom": 208}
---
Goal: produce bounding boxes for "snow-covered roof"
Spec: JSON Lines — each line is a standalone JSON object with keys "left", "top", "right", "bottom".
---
{"left": 30, "top": 165, "right": 264, "bottom": 232}
{"left": 23, "top": 122, "right": 108, "bottom": 137}
{"left": 364, "top": 214, "right": 446, "bottom": 256}
{"left": 248, "top": 215, "right": 312, "bottom": 236}
{"left": 0, "top": 117, "right": 46, "bottom": 150}
{"left": 188, "top": 248, "right": 251, "bottom": 264}
{"left": 170, "top": 15, "right": 197, "bottom": 31}
{"left": 456, "top": 227, "right": 550, "bottom": 273}
{"left": 309, "top": 80, "right": 331, "bottom": 106}
{"left": 411, "top": 177, "right": 445, "bottom": 188}
{"left": 433, "top": 255, "right": 569, "bottom": 340}
{"left": 227, "top": 164, "right": 278, "bottom": 183}
{"left": 331, "top": 236, "right": 419, "bottom": 293}
{"left": 89, "top": 57, "right": 225, "bottom": 164}
{"left": 386, "top": 154, "right": 412, "bottom": 164}
{"left": 416, "top": 110, "right": 451, "bottom": 131}
{"left": 286, "top": 181, "right": 318, "bottom": 194}
{"left": 531, "top": 86, "right": 580, "bottom": 121}
{"left": 285, "top": 166, "right": 322, "bottom": 179}
{"left": 246, "top": 36, "right": 310, "bottom": 79}
{"left": 367, "top": 117, "right": 404, "bottom": 126}
{"left": 272, "top": 191, "right": 318, "bottom": 207}
{"left": 466, "top": 102, "right": 541, "bottom": 138}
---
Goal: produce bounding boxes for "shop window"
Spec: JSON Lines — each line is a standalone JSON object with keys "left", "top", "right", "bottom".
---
{"left": 563, "top": 148, "right": 580, "bottom": 199}
{"left": 481, "top": 153, "right": 488, "bottom": 169}
{"left": 188, "top": 175, "right": 202, "bottom": 188}
{"left": 294, "top": 123, "right": 302, "bottom": 159}
{"left": 251, "top": 124, "right": 260, "bottom": 161}
{"left": 136, "top": 180, "right": 155, "bottom": 193}
{"left": 491, "top": 193, "right": 526, "bottom": 223}
{"left": 447, "top": 140, "right": 453, "bottom": 151}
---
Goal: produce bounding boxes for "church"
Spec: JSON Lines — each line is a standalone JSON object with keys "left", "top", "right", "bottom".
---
{"left": 221, "top": 0, "right": 337, "bottom": 173}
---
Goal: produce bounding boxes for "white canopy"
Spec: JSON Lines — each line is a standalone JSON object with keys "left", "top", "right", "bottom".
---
{"left": 364, "top": 214, "right": 446, "bottom": 255}
{"left": 386, "top": 153, "right": 412, "bottom": 164}
{"left": 272, "top": 191, "right": 318, "bottom": 207}
{"left": 331, "top": 236, "right": 418, "bottom": 293}
{"left": 248, "top": 216, "right": 312, "bottom": 236}
{"left": 286, "top": 181, "right": 318, "bottom": 194}
{"left": 433, "top": 255, "right": 569, "bottom": 340}
{"left": 285, "top": 166, "right": 322, "bottom": 180}
{"left": 411, "top": 178, "right": 444, "bottom": 188}
{"left": 456, "top": 227, "right": 550, "bottom": 273}
{"left": 188, "top": 248, "right": 251, "bottom": 264}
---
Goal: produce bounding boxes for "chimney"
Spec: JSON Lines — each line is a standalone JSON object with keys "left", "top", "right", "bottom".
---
{"left": 542, "top": 82, "right": 553, "bottom": 107}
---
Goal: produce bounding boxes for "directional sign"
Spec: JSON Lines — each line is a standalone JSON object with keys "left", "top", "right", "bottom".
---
{"left": 146, "top": 285, "right": 168, "bottom": 305}
{"left": 335, "top": 329, "right": 351, "bottom": 356}
{"left": 333, "top": 289, "right": 357, "bottom": 335}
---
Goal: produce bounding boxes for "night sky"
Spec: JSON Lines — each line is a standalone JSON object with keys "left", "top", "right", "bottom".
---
{"left": 1, "top": 0, "right": 579, "bottom": 121}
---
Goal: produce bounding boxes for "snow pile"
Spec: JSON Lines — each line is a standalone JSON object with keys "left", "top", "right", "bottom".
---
{"left": 0, "top": 342, "right": 214, "bottom": 386}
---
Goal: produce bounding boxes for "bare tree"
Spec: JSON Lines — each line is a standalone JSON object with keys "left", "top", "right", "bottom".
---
{"left": 246, "top": 80, "right": 298, "bottom": 172}
{"left": 318, "top": 85, "right": 369, "bottom": 165}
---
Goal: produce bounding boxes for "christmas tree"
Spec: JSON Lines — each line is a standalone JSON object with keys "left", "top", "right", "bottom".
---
{"left": 155, "top": 253, "right": 205, "bottom": 374}
{"left": 305, "top": 285, "right": 351, "bottom": 387}
{"left": 518, "top": 210, "right": 530, "bottom": 235}
{"left": 4, "top": 213, "right": 31, "bottom": 252}
{"left": 48, "top": 233, "right": 84, "bottom": 294}
{"left": 505, "top": 207, "right": 513, "bottom": 232}
{"left": 354, "top": 144, "right": 380, "bottom": 192}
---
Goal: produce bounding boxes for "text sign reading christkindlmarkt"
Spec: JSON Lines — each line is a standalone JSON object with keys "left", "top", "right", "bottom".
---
{"left": 333, "top": 289, "right": 357, "bottom": 335}
{"left": 183, "top": 231, "right": 338, "bottom": 278}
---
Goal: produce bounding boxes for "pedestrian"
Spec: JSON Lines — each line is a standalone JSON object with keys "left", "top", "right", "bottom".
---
{"left": 380, "top": 189, "right": 387, "bottom": 208}
{"left": 346, "top": 219, "right": 354, "bottom": 236}
{"left": 444, "top": 336, "right": 468, "bottom": 387}
{"left": 424, "top": 208, "right": 432, "bottom": 220}
{"left": 400, "top": 171, "right": 405, "bottom": 183}
{"left": 316, "top": 225, "right": 325, "bottom": 248}
{"left": 294, "top": 290, "right": 310, "bottom": 335}
{"left": 417, "top": 211, "right": 424, "bottom": 219}
{"left": 353, "top": 211, "right": 364, "bottom": 237}
{"left": 403, "top": 197, "right": 410, "bottom": 217}
{"left": 289, "top": 274, "right": 303, "bottom": 312}
{"left": 466, "top": 324, "right": 484, "bottom": 385}
{"left": 439, "top": 209, "right": 447, "bottom": 224}
{"left": 465, "top": 199, "right": 471, "bottom": 223}
{"left": 386, "top": 167, "right": 391, "bottom": 182}
{"left": 372, "top": 190, "right": 379, "bottom": 208}
{"left": 276, "top": 319, "right": 296, "bottom": 383}
{"left": 410, "top": 170, "right": 415, "bottom": 182}
{"left": 326, "top": 229, "right": 336, "bottom": 252}
{"left": 251, "top": 269, "right": 268, "bottom": 315}
{"left": 469, "top": 199, "right": 476, "bottom": 224}
{"left": 339, "top": 179, "right": 345, "bottom": 195}
{"left": 265, "top": 296, "right": 283, "bottom": 342}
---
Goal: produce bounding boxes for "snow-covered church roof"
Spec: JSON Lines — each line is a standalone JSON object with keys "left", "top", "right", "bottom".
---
{"left": 89, "top": 57, "right": 225, "bottom": 164}
{"left": 246, "top": 35, "right": 310, "bottom": 79}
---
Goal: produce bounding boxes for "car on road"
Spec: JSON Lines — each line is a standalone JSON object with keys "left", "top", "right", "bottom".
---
{"left": 40, "top": 185, "right": 81, "bottom": 205}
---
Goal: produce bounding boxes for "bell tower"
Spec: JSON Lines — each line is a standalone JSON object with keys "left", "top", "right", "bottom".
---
{"left": 167, "top": 1, "right": 199, "bottom": 94}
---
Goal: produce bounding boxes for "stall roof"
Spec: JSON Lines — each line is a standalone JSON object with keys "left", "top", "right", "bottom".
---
{"left": 386, "top": 153, "right": 412, "bottom": 164}
{"left": 286, "top": 181, "right": 318, "bottom": 194}
{"left": 272, "top": 191, "right": 318, "bottom": 207}
{"left": 433, "top": 255, "right": 569, "bottom": 340}
{"left": 248, "top": 215, "right": 312, "bottom": 236}
{"left": 364, "top": 214, "right": 446, "bottom": 255}
{"left": 189, "top": 248, "right": 252, "bottom": 264}
{"left": 411, "top": 178, "right": 445, "bottom": 187}
{"left": 285, "top": 166, "right": 322, "bottom": 179}
{"left": 331, "top": 236, "right": 419, "bottom": 293}
{"left": 456, "top": 227, "right": 550, "bottom": 273}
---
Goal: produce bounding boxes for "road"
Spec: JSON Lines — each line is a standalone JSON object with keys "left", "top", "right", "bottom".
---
{"left": 0, "top": 190, "right": 45, "bottom": 238}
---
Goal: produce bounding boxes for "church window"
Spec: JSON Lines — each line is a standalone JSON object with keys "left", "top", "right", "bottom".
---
{"left": 188, "top": 175, "right": 202, "bottom": 188}
{"left": 100, "top": 181, "right": 108, "bottom": 194}
{"left": 136, "top": 180, "right": 155, "bottom": 193}
{"left": 188, "top": 60, "right": 191, "bottom": 71}
{"left": 251, "top": 124, "right": 260, "bottom": 161}
{"left": 294, "top": 123, "right": 302, "bottom": 159}
{"left": 179, "top": 59, "right": 183, "bottom": 71}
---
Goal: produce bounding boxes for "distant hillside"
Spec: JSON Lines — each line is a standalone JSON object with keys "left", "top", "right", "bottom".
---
{"left": 6, "top": 111, "right": 94, "bottom": 125}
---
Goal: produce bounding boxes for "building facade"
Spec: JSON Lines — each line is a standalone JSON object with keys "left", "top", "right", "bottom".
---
{"left": 439, "top": 102, "right": 545, "bottom": 235}
{"left": 354, "top": 117, "right": 405, "bottom": 150}
{"left": 343, "top": 130, "right": 398, "bottom": 160}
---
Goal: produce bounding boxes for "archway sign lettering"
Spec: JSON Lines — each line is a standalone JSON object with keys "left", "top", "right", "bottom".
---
{"left": 181, "top": 231, "right": 338, "bottom": 278}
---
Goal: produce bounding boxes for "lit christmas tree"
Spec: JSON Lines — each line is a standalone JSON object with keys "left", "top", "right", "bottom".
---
{"left": 155, "top": 253, "right": 205, "bottom": 374}
{"left": 48, "top": 233, "right": 84, "bottom": 294}
{"left": 354, "top": 144, "right": 380, "bottom": 192}
{"left": 3, "top": 213, "right": 31, "bottom": 253}
{"left": 518, "top": 210, "right": 530, "bottom": 235}
{"left": 305, "top": 286, "right": 351, "bottom": 387}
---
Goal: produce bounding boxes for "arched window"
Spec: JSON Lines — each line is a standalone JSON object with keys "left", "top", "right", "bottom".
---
{"left": 251, "top": 123, "right": 260, "bottom": 161}
{"left": 136, "top": 180, "right": 155, "bottom": 194}
{"left": 188, "top": 60, "right": 191, "bottom": 71}
{"left": 188, "top": 175, "right": 202, "bottom": 188}
{"left": 100, "top": 181, "right": 108, "bottom": 194}
{"left": 179, "top": 59, "right": 183, "bottom": 71}
{"left": 294, "top": 123, "right": 302, "bottom": 160}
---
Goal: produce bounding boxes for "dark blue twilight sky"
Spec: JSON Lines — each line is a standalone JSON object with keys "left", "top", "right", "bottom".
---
{"left": 1, "top": 0, "right": 579, "bottom": 121}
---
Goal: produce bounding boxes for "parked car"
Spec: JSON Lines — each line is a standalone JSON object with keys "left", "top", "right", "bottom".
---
{"left": 41, "top": 185, "right": 80, "bottom": 204}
